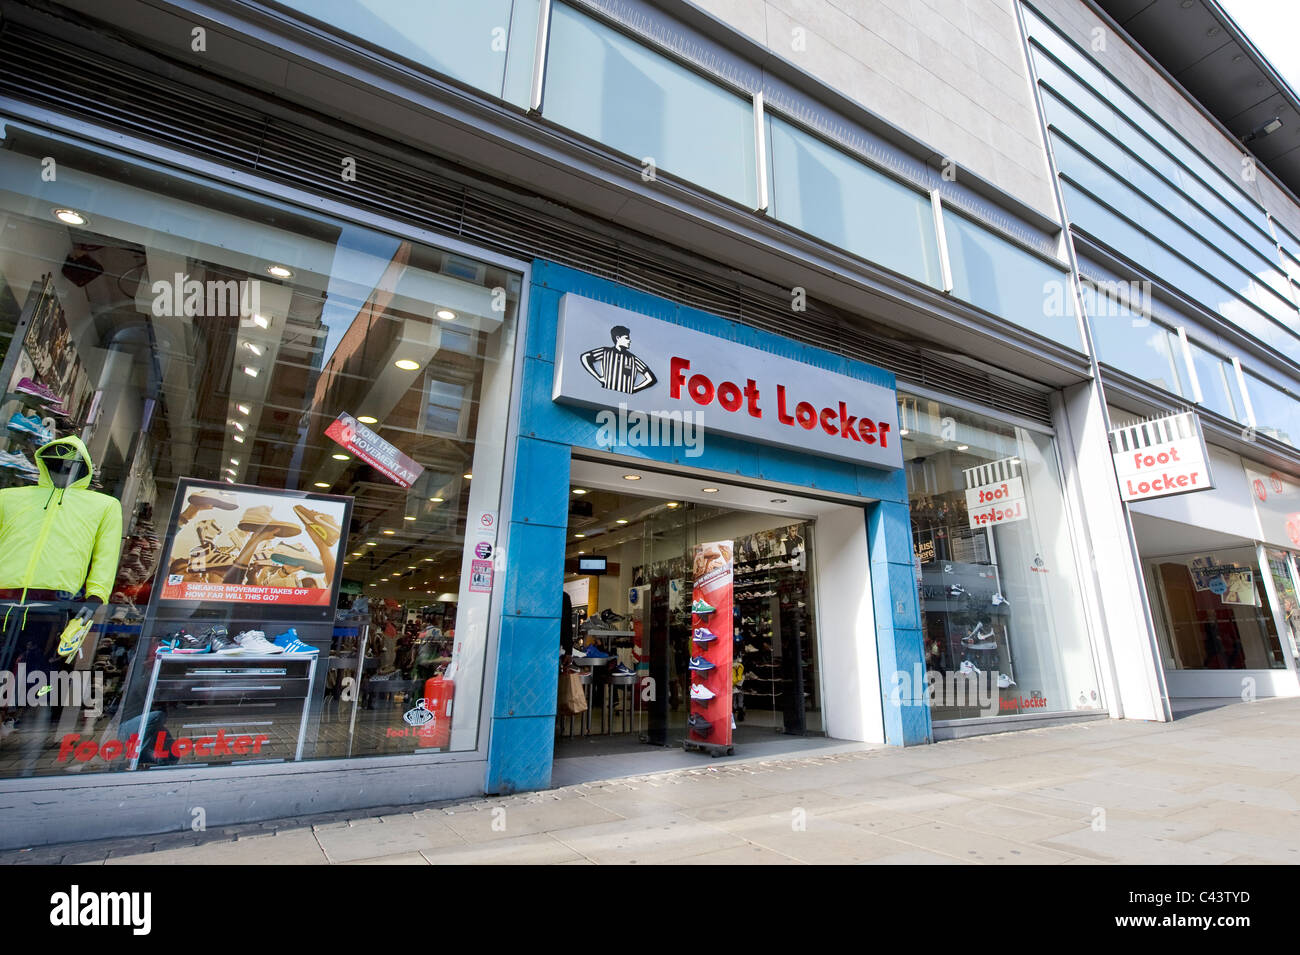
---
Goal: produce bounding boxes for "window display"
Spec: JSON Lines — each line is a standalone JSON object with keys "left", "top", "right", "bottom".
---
{"left": 901, "top": 394, "right": 1104, "bottom": 719}
{"left": 1146, "top": 547, "right": 1286, "bottom": 670}
{"left": 0, "top": 132, "right": 518, "bottom": 778}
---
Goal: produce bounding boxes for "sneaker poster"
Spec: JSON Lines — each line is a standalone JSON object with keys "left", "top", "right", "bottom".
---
{"left": 689, "top": 540, "right": 733, "bottom": 748}
{"left": 155, "top": 478, "right": 350, "bottom": 607}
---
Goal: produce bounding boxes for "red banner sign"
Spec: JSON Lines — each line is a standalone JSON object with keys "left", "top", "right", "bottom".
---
{"left": 325, "top": 413, "right": 423, "bottom": 488}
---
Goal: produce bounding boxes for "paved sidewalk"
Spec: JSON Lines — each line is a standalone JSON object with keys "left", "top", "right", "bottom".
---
{"left": 5, "top": 699, "right": 1299, "bottom": 865}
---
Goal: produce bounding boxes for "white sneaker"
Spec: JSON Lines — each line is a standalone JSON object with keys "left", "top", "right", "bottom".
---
{"left": 959, "top": 660, "right": 981, "bottom": 676}
{"left": 235, "top": 630, "right": 284, "bottom": 654}
{"left": 690, "top": 683, "right": 716, "bottom": 701}
{"left": 997, "top": 673, "right": 1016, "bottom": 689}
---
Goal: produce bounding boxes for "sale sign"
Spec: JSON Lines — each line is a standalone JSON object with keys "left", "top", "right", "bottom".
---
{"left": 963, "top": 458, "right": 1027, "bottom": 529}
{"left": 325, "top": 413, "right": 423, "bottom": 488}
{"left": 1109, "top": 411, "right": 1214, "bottom": 503}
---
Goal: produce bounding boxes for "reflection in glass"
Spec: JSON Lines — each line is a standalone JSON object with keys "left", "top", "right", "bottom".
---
{"left": 543, "top": 2, "right": 755, "bottom": 206}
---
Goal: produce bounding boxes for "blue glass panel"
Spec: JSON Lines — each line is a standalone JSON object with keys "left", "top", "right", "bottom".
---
{"left": 767, "top": 115, "right": 941, "bottom": 287}
{"left": 543, "top": 3, "right": 755, "bottom": 206}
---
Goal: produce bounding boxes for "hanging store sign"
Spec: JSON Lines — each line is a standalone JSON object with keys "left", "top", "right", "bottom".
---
{"left": 552, "top": 294, "right": 902, "bottom": 470}
{"left": 962, "top": 457, "right": 1028, "bottom": 528}
{"left": 1109, "top": 411, "right": 1213, "bottom": 502}
{"left": 325, "top": 413, "right": 423, "bottom": 488}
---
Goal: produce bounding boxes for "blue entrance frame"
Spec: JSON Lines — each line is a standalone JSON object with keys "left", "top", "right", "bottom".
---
{"left": 485, "top": 261, "right": 930, "bottom": 793}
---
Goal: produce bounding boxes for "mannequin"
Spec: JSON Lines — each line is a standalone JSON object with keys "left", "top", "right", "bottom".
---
{"left": 0, "top": 437, "right": 121, "bottom": 652}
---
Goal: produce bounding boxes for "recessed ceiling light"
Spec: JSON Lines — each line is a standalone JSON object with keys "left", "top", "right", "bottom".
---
{"left": 224, "top": 468, "right": 235, "bottom": 476}
{"left": 404, "top": 515, "right": 416, "bottom": 521}
{"left": 231, "top": 420, "right": 245, "bottom": 432}
{"left": 439, "top": 575, "right": 446, "bottom": 580}
{"left": 225, "top": 477, "right": 234, "bottom": 484}
{"left": 229, "top": 458, "right": 240, "bottom": 466}
{"left": 956, "top": 444, "right": 969, "bottom": 451}
{"left": 236, "top": 403, "right": 251, "bottom": 415}
{"left": 435, "top": 309, "right": 456, "bottom": 321}
{"left": 252, "top": 314, "right": 270, "bottom": 329}
{"left": 423, "top": 558, "right": 434, "bottom": 562}
{"left": 900, "top": 429, "right": 910, "bottom": 436}
{"left": 383, "top": 529, "right": 396, "bottom": 535}
{"left": 352, "top": 551, "right": 363, "bottom": 557}
{"left": 623, "top": 474, "right": 641, "bottom": 481}
{"left": 701, "top": 487, "right": 718, "bottom": 493}
{"left": 429, "top": 496, "right": 444, "bottom": 503}
{"left": 314, "top": 482, "right": 330, "bottom": 488}
{"left": 394, "top": 359, "right": 421, "bottom": 371}
{"left": 577, "top": 550, "right": 585, "bottom": 555}
{"left": 575, "top": 533, "right": 586, "bottom": 539}
{"left": 572, "top": 488, "right": 587, "bottom": 495}
{"left": 266, "top": 265, "right": 293, "bottom": 278}
{"left": 365, "top": 541, "right": 378, "bottom": 547}
{"left": 332, "top": 453, "right": 350, "bottom": 461}
{"left": 244, "top": 341, "right": 263, "bottom": 356}
{"left": 666, "top": 502, "right": 679, "bottom": 508}
{"left": 242, "top": 365, "right": 259, "bottom": 378}
{"left": 233, "top": 435, "right": 245, "bottom": 444}
{"left": 463, "top": 473, "right": 473, "bottom": 480}
{"left": 407, "top": 565, "right": 417, "bottom": 570}
{"left": 357, "top": 415, "right": 378, "bottom": 424}
{"left": 616, "top": 519, "right": 628, "bottom": 524}
{"left": 53, "top": 208, "right": 87, "bottom": 226}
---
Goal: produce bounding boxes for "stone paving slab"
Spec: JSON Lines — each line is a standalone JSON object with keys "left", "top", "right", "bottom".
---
{"left": 5, "top": 698, "right": 1300, "bottom": 865}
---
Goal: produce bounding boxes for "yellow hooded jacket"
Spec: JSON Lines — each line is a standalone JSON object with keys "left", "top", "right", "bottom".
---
{"left": 0, "top": 436, "right": 122, "bottom": 603}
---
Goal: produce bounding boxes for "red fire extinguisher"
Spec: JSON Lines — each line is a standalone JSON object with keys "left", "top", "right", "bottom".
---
{"left": 417, "top": 676, "right": 455, "bottom": 748}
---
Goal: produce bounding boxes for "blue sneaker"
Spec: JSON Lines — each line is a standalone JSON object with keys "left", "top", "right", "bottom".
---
{"left": 7, "top": 412, "right": 52, "bottom": 443}
{"left": 693, "top": 627, "right": 718, "bottom": 644}
{"left": 273, "top": 628, "right": 318, "bottom": 654}
{"left": 688, "top": 656, "right": 715, "bottom": 672}
{"left": 582, "top": 644, "right": 610, "bottom": 658}
{"left": 611, "top": 662, "right": 634, "bottom": 675}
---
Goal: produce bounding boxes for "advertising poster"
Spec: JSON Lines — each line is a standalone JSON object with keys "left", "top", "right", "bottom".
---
{"left": 1189, "top": 557, "right": 1259, "bottom": 606}
{"left": 688, "top": 540, "right": 733, "bottom": 749}
{"left": 158, "top": 479, "right": 350, "bottom": 607}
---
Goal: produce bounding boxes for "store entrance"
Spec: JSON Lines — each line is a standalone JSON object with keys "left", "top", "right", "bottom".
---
{"left": 555, "top": 461, "right": 861, "bottom": 763}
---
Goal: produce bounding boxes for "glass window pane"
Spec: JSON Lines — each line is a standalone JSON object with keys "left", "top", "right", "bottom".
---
{"left": 942, "top": 211, "right": 1082, "bottom": 350}
{"left": 0, "top": 140, "right": 520, "bottom": 777}
{"left": 1148, "top": 548, "right": 1286, "bottom": 670}
{"left": 767, "top": 115, "right": 941, "bottom": 287}
{"left": 274, "top": 0, "right": 519, "bottom": 100}
{"left": 1246, "top": 373, "right": 1300, "bottom": 446}
{"left": 1088, "top": 304, "right": 1183, "bottom": 395}
{"left": 901, "top": 394, "right": 1103, "bottom": 718}
{"left": 543, "top": 3, "right": 755, "bottom": 206}
{"left": 1189, "top": 342, "right": 1238, "bottom": 420}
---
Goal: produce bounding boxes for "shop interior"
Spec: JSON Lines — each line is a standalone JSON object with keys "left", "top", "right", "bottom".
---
{"left": 1134, "top": 513, "right": 1290, "bottom": 679}
{"left": 554, "top": 460, "right": 868, "bottom": 761}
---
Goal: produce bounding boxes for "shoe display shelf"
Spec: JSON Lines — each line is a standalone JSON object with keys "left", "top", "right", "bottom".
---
{"left": 130, "top": 651, "right": 320, "bottom": 769}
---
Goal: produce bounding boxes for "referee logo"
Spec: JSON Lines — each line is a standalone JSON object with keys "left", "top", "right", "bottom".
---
{"left": 579, "top": 325, "right": 658, "bottom": 394}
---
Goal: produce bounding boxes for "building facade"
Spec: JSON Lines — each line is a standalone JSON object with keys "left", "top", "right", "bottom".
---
{"left": 0, "top": 0, "right": 1295, "bottom": 846}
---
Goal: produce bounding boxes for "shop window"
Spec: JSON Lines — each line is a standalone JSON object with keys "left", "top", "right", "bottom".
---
{"left": 542, "top": 2, "right": 756, "bottom": 206}
{"left": 900, "top": 394, "right": 1103, "bottom": 719}
{"left": 0, "top": 137, "right": 519, "bottom": 779}
{"left": 1146, "top": 549, "right": 1286, "bottom": 670}
{"left": 942, "top": 211, "right": 1083, "bottom": 351}
{"left": 766, "top": 114, "right": 942, "bottom": 288}
{"left": 1266, "top": 550, "right": 1300, "bottom": 663}
{"left": 271, "top": 0, "right": 540, "bottom": 106}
